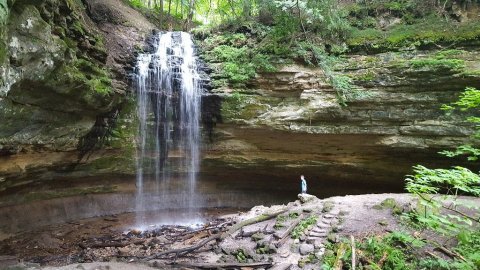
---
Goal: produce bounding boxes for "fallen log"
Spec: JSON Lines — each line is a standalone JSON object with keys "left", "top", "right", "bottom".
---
{"left": 167, "top": 262, "right": 272, "bottom": 269}
{"left": 239, "top": 224, "right": 274, "bottom": 238}
{"left": 80, "top": 239, "right": 145, "bottom": 249}
{"left": 145, "top": 208, "right": 287, "bottom": 261}
{"left": 274, "top": 214, "right": 305, "bottom": 248}
{"left": 435, "top": 246, "right": 467, "bottom": 262}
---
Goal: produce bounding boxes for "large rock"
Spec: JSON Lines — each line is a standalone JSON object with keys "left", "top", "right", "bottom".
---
{"left": 299, "top": 243, "right": 314, "bottom": 255}
{"left": 298, "top": 194, "right": 317, "bottom": 204}
{"left": 0, "top": 0, "right": 153, "bottom": 189}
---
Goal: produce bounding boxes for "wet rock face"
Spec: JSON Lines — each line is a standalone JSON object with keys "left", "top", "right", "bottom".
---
{"left": 204, "top": 49, "right": 480, "bottom": 189}
{"left": 0, "top": 0, "right": 153, "bottom": 187}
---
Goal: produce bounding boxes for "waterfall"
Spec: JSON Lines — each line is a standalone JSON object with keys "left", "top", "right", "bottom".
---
{"left": 134, "top": 32, "right": 202, "bottom": 227}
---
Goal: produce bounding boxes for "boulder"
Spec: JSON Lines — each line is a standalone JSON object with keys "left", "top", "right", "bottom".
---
{"left": 299, "top": 243, "right": 314, "bottom": 255}
{"left": 298, "top": 194, "right": 317, "bottom": 204}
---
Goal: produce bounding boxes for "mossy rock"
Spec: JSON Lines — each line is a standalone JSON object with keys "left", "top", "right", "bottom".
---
{"left": 348, "top": 18, "right": 480, "bottom": 53}
{"left": 373, "top": 198, "right": 403, "bottom": 215}
{"left": 251, "top": 232, "right": 265, "bottom": 241}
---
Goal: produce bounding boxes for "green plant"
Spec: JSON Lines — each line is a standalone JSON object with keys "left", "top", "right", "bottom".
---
{"left": 405, "top": 165, "right": 480, "bottom": 234}
{"left": 322, "top": 232, "right": 422, "bottom": 270}
{"left": 291, "top": 215, "right": 318, "bottom": 239}
{"left": 232, "top": 249, "right": 249, "bottom": 263}
{"left": 408, "top": 58, "right": 465, "bottom": 71}
{"left": 298, "top": 252, "right": 318, "bottom": 267}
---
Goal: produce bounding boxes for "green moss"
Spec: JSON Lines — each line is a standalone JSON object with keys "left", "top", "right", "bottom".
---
{"left": 0, "top": 40, "right": 6, "bottom": 63}
{"left": 298, "top": 253, "right": 319, "bottom": 268}
{"left": 435, "top": 49, "right": 466, "bottom": 59}
{"left": 408, "top": 58, "right": 465, "bottom": 71}
{"left": 221, "top": 92, "right": 247, "bottom": 121}
{"left": 389, "top": 50, "right": 466, "bottom": 73}
{"left": 373, "top": 198, "right": 403, "bottom": 215}
{"left": 200, "top": 30, "right": 276, "bottom": 87}
{"left": 322, "top": 201, "right": 334, "bottom": 213}
{"left": 291, "top": 215, "right": 318, "bottom": 239}
{"left": 51, "top": 58, "right": 112, "bottom": 95}
{"left": 351, "top": 70, "right": 376, "bottom": 82}
{"left": 71, "top": 20, "right": 85, "bottom": 35}
{"left": 348, "top": 18, "right": 480, "bottom": 53}
{"left": 79, "top": 155, "right": 135, "bottom": 174}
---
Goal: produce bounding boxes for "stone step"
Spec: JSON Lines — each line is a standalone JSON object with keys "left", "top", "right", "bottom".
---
{"left": 323, "top": 214, "right": 336, "bottom": 219}
{"left": 316, "top": 222, "right": 330, "bottom": 228}
{"left": 314, "top": 240, "right": 325, "bottom": 249}
{"left": 311, "top": 228, "right": 328, "bottom": 234}
{"left": 308, "top": 231, "right": 327, "bottom": 238}
{"left": 330, "top": 209, "right": 341, "bottom": 215}
{"left": 306, "top": 237, "right": 325, "bottom": 245}
{"left": 270, "top": 263, "right": 292, "bottom": 270}
{"left": 319, "top": 220, "right": 332, "bottom": 226}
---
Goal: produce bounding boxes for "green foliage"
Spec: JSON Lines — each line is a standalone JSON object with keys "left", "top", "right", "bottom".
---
{"left": 202, "top": 29, "right": 276, "bottom": 86}
{"left": 232, "top": 248, "right": 249, "bottom": 263}
{"left": 405, "top": 165, "right": 480, "bottom": 235}
{"left": 128, "top": 0, "right": 145, "bottom": 9}
{"left": 348, "top": 17, "right": 480, "bottom": 53}
{"left": 408, "top": 58, "right": 465, "bottom": 71}
{"left": 291, "top": 215, "right": 318, "bottom": 239}
{"left": 399, "top": 85, "right": 480, "bottom": 269}
{"left": 75, "top": 59, "right": 112, "bottom": 95}
{"left": 406, "top": 165, "right": 480, "bottom": 197}
{"left": 322, "top": 232, "right": 423, "bottom": 270}
{"left": 445, "top": 87, "right": 480, "bottom": 111}
{"left": 322, "top": 230, "right": 480, "bottom": 270}
{"left": 454, "top": 231, "right": 480, "bottom": 270}
{"left": 441, "top": 87, "right": 480, "bottom": 160}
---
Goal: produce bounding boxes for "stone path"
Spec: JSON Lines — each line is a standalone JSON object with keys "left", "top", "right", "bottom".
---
{"left": 300, "top": 203, "right": 342, "bottom": 259}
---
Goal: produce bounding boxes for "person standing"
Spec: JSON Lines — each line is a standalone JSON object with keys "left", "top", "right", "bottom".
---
{"left": 300, "top": 175, "right": 307, "bottom": 194}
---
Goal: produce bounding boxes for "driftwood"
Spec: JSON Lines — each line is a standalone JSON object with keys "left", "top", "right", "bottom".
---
{"left": 145, "top": 208, "right": 288, "bottom": 261}
{"left": 274, "top": 214, "right": 305, "bottom": 248}
{"left": 426, "top": 251, "right": 442, "bottom": 260}
{"left": 80, "top": 239, "right": 145, "bottom": 249}
{"left": 168, "top": 262, "right": 272, "bottom": 269}
{"left": 239, "top": 224, "right": 274, "bottom": 238}
{"left": 182, "top": 220, "right": 233, "bottom": 237}
{"left": 435, "top": 246, "right": 467, "bottom": 262}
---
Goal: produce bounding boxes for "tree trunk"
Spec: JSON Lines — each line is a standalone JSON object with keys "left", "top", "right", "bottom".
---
{"left": 185, "top": 0, "right": 195, "bottom": 31}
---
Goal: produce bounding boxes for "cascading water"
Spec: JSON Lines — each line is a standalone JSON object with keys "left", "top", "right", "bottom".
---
{"left": 134, "top": 32, "right": 203, "bottom": 228}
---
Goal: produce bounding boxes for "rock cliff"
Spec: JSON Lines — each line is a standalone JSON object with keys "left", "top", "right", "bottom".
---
{"left": 202, "top": 49, "right": 480, "bottom": 195}
{"left": 0, "top": 0, "right": 153, "bottom": 191}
